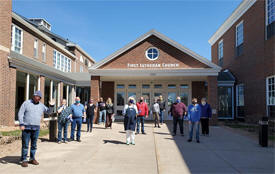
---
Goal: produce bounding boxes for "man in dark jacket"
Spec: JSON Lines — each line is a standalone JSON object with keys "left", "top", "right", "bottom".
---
{"left": 169, "top": 96, "right": 187, "bottom": 136}
{"left": 199, "top": 98, "right": 212, "bottom": 136}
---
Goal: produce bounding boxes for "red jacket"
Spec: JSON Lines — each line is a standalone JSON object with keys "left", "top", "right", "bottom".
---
{"left": 136, "top": 102, "right": 149, "bottom": 116}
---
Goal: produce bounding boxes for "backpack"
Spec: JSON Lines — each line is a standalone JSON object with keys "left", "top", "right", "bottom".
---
{"left": 58, "top": 107, "right": 71, "bottom": 124}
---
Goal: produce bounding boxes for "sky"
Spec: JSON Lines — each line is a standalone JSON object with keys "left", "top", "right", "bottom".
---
{"left": 13, "top": 0, "right": 242, "bottom": 62}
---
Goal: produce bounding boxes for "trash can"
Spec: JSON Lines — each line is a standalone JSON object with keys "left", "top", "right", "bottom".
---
{"left": 49, "top": 113, "right": 57, "bottom": 142}
{"left": 259, "top": 117, "right": 268, "bottom": 147}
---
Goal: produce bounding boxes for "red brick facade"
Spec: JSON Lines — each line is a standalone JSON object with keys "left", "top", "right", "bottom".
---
{"left": 90, "top": 76, "right": 100, "bottom": 123}
{"left": 211, "top": 0, "right": 274, "bottom": 121}
{"left": 101, "top": 36, "right": 210, "bottom": 69}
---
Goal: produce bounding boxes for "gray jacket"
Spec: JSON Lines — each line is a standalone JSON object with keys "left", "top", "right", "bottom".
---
{"left": 18, "top": 100, "right": 54, "bottom": 126}
{"left": 151, "top": 102, "right": 160, "bottom": 113}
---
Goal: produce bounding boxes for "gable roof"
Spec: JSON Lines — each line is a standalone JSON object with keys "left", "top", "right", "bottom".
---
{"left": 90, "top": 29, "right": 221, "bottom": 71}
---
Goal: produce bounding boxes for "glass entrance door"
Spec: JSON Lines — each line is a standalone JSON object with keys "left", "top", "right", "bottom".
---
{"left": 218, "top": 86, "right": 234, "bottom": 119}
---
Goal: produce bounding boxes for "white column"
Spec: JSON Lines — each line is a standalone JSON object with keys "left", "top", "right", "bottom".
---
{"left": 37, "top": 76, "right": 41, "bottom": 91}
{"left": 25, "top": 73, "right": 30, "bottom": 100}
{"left": 72, "top": 86, "right": 76, "bottom": 104}
{"left": 50, "top": 80, "right": 53, "bottom": 101}
{"left": 66, "top": 85, "right": 69, "bottom": 106}
{"left": 57, "top": 82, "right": 61, "bottom": 107}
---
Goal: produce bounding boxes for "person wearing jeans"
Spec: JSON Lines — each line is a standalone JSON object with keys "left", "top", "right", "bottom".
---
{"left": 136, "top": 97, "right": 148, "bottom": 134}
{"left": 70, "top": 97, "right": 85, "bottom": 142}
{"left": 158, "top": 95, "right": 166, "bottom": 124}
{"left": 86, "top": 99, "right": 96, "bottom": 132}
{"left": 57, "top": 99, "right": 72, "bottom": 143}
{"left": 169, "top": 96, "right": 187, "bottom": 136}
{"left": 200, "top": 98, "right": 212, "bottom": 136}
{"left": 97, "top": 97, "right": 106, "bottom": 125}
{"left": 18, "top": 91, "right": 55, "bottom": 167}
{"left": 188, "top": 98, "right": 201, "bottom": 143}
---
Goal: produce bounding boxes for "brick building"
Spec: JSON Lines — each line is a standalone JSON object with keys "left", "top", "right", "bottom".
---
{"left": 0, "top": 0, "right": 95, "bottom": 126}
{"left": 209, "top": 0, "right": 275, "bottom": 121}
{"left": 89, "top": 30, "right": 221, "bottom": 122}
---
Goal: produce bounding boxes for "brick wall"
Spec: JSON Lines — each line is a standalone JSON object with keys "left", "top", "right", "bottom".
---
{"left": 101, "top": 81, "right": 114, "bottom": 102}
{"left": 100, "top": 35, "right": 210, "bottom": 69}
{"left": 207, "top": 76, "right": 218, "bottom": 124}
{"left": 0, "top": 0, "right": 16, "bottom": 126}
{"left": 211, "top": 0, "right": 274, "bottom": 121}
{"left": 191, "top": 81, "right": 207, "bottom": 102}
{"left": 91, "top": 76, "right": 100, "bottom": 123}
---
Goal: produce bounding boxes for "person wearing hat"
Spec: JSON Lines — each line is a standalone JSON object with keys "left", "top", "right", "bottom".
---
{"left": 18, "top": 91, "right": 55, "bottom": 167}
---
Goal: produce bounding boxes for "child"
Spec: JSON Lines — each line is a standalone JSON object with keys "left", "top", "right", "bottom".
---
{"left": 123, "top": 97, "right": 138, "bottom": 145}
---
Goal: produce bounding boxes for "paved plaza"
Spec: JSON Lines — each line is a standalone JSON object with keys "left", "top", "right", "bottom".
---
{"left": 0, "top": 121, "right": 274, "bottom": 174}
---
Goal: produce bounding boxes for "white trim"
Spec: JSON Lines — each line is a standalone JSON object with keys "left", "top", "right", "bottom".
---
{"left": 50, "top": 80, "right": 53, "bottom": 101}
{"left": 90, "top": 30, "right": 221, "bottom": 71}
{"left": 266, "top": 75, "right": 275, "bottom": 107}
{"left": 0, "top": 45, "right": 10, "bottom": 53}
{"left": 235, "top": 20, "right": 244, "bottom": 47}
{"left": 12, "top": 12, "right": 77, "bottom": 60}
{"left": 66, "top": 85, "right": 69, "bottom": 106}
{"left": 11, "top": 24, "right": 23, "bottom": 54}
{"left": 90, "top": 68, "right": 219, "bottom": 77}
{"left": 42, "top": 43, "right": 46, "bottom": 62}
{"left": 33, "top": 38, "right": 38, "bottom": 58}
{"left": 145, "top": 47, "right": 159, "bottom": 61}
{"left": 208, "top": 0, "right": 256, "bottom": 45}
{"left": 58, "top": 82, "right": 61, "bottom": 107}
{"left": 25, "top": 73, "right": 30, "bottom": 100}
{"left": 236, "top": 84, "right": 244, "bottom": 107}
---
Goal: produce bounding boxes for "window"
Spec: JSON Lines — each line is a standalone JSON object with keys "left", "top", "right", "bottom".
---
{"left": 80, "top": 55, "right": 84, "bottom": 63}
{"left": 236, "top": 84, "right": 244, "bottom": 106}
{"left": 117, "top": 84, "right": 125, "bottom": 89}
{"left": 42, "top": 44, "right": 46, "bottom": 62}
{"left": 11, "top": 25, "right": 23, "bottom": 54}
{"left": 154, "top": 84, "right": 162, "bottom": 89}
{"left": 80, "top": 65, "right": 83, "bottom": 72}
{"left": 236, "top": 84, "right": 245, "bottom": 118}
{"left": 33, "top": 39, "right": 38, "bottom": 58}
{"left": 236, "top": 21, "right": 244, "bottom": 56}
{"left": 266, "top": 0, "right": 275, "bottom": 39}
{"left": 142, "top": 84, "right": 150, "bottom": 89}
{"left": 218, "top": 40, "right": 223, "bottom": 66}
{"left": 180, "top": 84, "right": 189, "bottom": 89}
{"left": 53, "top": 50, "right": 71, "bottom": 72}
{"left": 146, "top": 47, "right": 159, "bottom": 60}
{"left": 267, "top": 76, "right": 275, "bottom": 106}
{"left": 88, "top": 61, "right": 91, "bottom": 67}
{"left": 117, "top": 92, "right": 125, "bottom": 106}
{"left": 168, "top": 84, "right": 176, "bottom": 89}
{"left": 128, "top": 84, "right": 136, "bottom": 89}
{"left": 267, "top": 76, "right": 275, "bottom": 117}
{"left": 85, "top": 59, "right": 88, "bottom": 66}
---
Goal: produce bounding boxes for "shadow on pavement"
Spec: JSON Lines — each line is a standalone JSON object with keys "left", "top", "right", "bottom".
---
{"left": 0, "top": 156, "right": 21, "bottom": 165}
{"left": 103, "top": 139, "right": 126, "bottom": 144}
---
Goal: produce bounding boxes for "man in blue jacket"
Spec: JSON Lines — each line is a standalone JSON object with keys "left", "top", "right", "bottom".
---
{"left": 200, "top": 98, "right": 212, "bottom": 136}
{"left": 187, "top": 98, "right": 201, "bottom": 143}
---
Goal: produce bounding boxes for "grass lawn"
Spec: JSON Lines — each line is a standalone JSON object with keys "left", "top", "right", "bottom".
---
{"left": 0, "top": 129, "right": 49, "bottom": 137}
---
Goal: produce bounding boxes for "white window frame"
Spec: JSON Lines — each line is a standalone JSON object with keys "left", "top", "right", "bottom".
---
{"left": 42, "top": 43, "right": 46, "bottom": 62}
{"left": 80, "top": 55, "right": 84, "bottom": 63}
{"left": 11, "top": 25, "right": 23, "bottom": 54}
{"left": 236, "top": 21, "right": 244, "bottom": 47}
{"left": 236, "top": 84, "right": 244, "bottom": 107}
{"left": 145, "top": 47, "right": 159, "bottom": 61}
{"left": 80, "top": 65, "right": 83, "bottom": 72}
{"left": 266, "top": 75, "right": 275, "bottom": 106}
{"left": 53, "top": 50, "right": 72, "bottom": 72}
{"left": 33, "top": 39, "right": 38, "bottom": 58}
{"left": 218, "top": 39, "right": 223, "bottom": 60}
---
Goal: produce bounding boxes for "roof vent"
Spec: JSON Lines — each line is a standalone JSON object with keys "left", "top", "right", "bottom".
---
{"left": 29, "top": 18, "right": 51, "bottom": 31}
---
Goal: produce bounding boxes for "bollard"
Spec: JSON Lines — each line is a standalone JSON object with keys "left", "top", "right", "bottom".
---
{"left": 259, "top": 117, "right": 268, "bottom": 147}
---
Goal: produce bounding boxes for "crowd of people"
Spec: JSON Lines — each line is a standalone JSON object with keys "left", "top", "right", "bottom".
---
{"left": 18, "top": 90, "right": 212, "bottom": 167}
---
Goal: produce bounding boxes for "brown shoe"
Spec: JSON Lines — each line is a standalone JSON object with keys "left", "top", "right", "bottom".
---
{"left": 21, "top": 161, "right": 28, "bottom": 167}
{"left": 29, "top": 159, "right": 39, "bottom": 165}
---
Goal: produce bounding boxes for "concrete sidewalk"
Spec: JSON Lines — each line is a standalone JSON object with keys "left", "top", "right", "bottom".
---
{"left": 0, "top": 121, "right": 274, "bottom": 174}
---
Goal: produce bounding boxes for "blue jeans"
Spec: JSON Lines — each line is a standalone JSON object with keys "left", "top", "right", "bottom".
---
{"left": 21, "top": 129, "right": 40, "bottom": 162}
{"left": 136, "top": 116, "right": 145, "bottom": 133}
{"left": 189, "top": 121, "right": 200, "bottom": 141}
{"left": 99, "top": 110, "right": 106, "bottom": 124}
{"left": 71, "top": 117, "right": 82, "bottom": 140}
{"left": 87, "top": 115, "right": 94, "bottom": 132}
{"left": 58, "top": 121, "right": 68, "bottom": 141}
{"left": 159, "top": 110, "right": 164, "bottom": 123}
